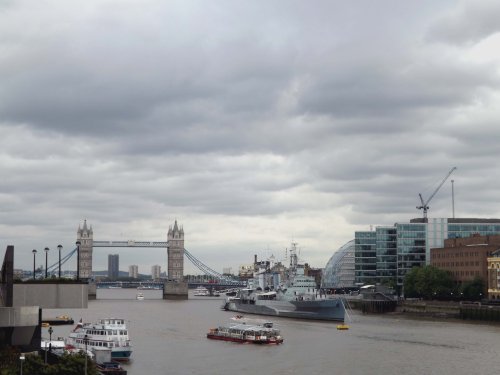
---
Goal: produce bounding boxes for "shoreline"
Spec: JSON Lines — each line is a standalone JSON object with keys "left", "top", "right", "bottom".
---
{"left": 348, "top": 299, "right": 500, "bottom": 325}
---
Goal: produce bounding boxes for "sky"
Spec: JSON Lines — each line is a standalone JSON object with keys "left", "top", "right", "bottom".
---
{"left": 2, "top": 0, "right": 500, "bottom": 275}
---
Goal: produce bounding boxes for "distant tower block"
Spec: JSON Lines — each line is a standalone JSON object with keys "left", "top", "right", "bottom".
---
{"left": 77, "top": 219, "right": 93, "bottom": 280}
{"left": 167, "top": 220, "right": 184, "bottom": 280}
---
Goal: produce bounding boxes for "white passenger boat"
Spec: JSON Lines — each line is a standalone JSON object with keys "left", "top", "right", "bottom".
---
{"left": 207, "top": 319, "right": 283, "bottom": 344}
{"left": 66, "top": 318, "right": 133, "bottom": 361}
{"left": 193, "top": 286, "right": 210, "bottom": 296}
{"left": 136, "top": 292, "right": 144, "bottom": 300}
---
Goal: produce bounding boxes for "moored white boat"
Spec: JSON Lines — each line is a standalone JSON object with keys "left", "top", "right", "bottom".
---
{"left": 66, "top": 318, "right": 133, "bottom": 361}
{"left": 136, "top": 292, "right": 144, "bottom": 300}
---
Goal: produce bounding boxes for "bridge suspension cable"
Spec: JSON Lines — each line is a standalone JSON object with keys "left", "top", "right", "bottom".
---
{"left": 46, "top": 247, "right": 78, "bottom": 273}
{"left": 183, "top": 248, "right": 242, "bottom": 285}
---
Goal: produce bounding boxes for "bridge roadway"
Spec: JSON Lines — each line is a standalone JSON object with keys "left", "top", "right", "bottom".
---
{"left": 96, "top": 280, "right": 246, "bottom": 289}
{"left": 93, "top": 241, "right": 168, "bottom": 248}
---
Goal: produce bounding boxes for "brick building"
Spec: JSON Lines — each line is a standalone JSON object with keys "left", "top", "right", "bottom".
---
{"left": 430, "top": 234, "right": 500, "bottom": 294}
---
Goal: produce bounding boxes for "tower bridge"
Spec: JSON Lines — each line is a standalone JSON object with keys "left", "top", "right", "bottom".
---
{"left": 72, "top": 220, "right": 244, "bottom": 290}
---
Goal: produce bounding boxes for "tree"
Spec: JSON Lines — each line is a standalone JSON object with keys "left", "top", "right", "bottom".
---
{"left": 460, "top": 277, "right": 485, "bottom": 301}
{"left": 404, "top": 265, "right": 455, "bottom": 299}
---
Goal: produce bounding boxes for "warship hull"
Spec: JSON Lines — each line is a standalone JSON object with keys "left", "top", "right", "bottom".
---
{"left": 224, "top": 298, "right": 345, "bottom": 321}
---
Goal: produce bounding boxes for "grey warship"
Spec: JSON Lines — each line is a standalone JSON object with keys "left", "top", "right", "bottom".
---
{"left": 223, "top": 243, "right": 345, "bottom": 321}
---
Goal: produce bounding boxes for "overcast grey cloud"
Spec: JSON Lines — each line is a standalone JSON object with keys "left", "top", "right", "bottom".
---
{"left": 426, "top": 0, "right": 500, "bottom": 45}
{"left": 2, "top": 0, "right": 500, "bottom": 275}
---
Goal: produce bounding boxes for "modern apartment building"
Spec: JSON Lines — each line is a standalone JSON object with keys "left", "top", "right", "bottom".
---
{"left": 129, "top": 265, "right": 139, "bottom": 279}
{"left": 151, "top": 264, "right": 161, "bottom": 280}
{"left": 108, "top": 254, "right": 119, "bottom": 280}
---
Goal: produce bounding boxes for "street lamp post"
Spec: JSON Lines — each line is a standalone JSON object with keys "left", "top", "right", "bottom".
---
{"left": 48, "top": 325, "right": 53, "bottom": 361}
{"left": 84, "top": 334, "right": 89, "bottom": 375}
{"left": 20, "top": 355, "right": 25, "bottom": 375}
{"left": 75, "top": 241, "right": 81, "bottom": 281}
{"left": 44, "top": 247, "right": 49, "bottom": 278}
{"left": 48, "top": 326, "right": 53, "bottom": 345}
{"left": 32, "top": 249, "right": 37, "bottom": 279}
{"left": 57, "top": 244, "right": 62, "bottom": 279}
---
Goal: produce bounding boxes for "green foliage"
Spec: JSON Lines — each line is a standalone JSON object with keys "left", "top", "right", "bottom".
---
{"left": 1, "top": 352, "right": 98, "bottom": 375}
{"left": 0, "top": 347, "right": 20, "bottom": 372}
{"left": 404, "top": 265, "right": 455, "bottom": 299}
{"left": 45, "top": 353, "right": 98, "bottom": 375}
{"left": 460, "top": 277, "right": 485, "bottom": 301}
{"left": 0, "top": 367, "right": 17, "bottom": 375}
{"left": 22, "top": 353, "right": 46, "bottom": 375}
{"left": 380, "top": 278, "right": 397, "bottom": 290}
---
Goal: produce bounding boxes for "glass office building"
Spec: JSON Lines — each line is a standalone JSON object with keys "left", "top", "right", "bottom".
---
{"left": 353, "top": 218, "right": 500, "bottom": 287}
{"left": 396, "top": 222, "right": 426, "bottom": 285}
{"left": 376, "top": 227, "right": 398, "bottom": 285}
{"left": 354, "top": 231, "right": 377, "bottom": 285}
{"left": 322, "top": 240, "right": 355, "bottom": 289}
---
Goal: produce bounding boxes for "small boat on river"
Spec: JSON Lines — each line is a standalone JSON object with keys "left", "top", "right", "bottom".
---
{"left": 136, "top": 293, "right": 144, "bottom": 300}
{"left": 336, "top": 324, "right": 350, "bottom": 330}
{"left": 96, "top": 361, "right": 128, "bottom": 375}
{"left": 194, "top": 286, "right": 210, "bottom": 296}
{"left": 42, "top": 315, "right": 75, "bottom": 325}
{"left": 207, "top": 320, "right": 283, "bottom": 345}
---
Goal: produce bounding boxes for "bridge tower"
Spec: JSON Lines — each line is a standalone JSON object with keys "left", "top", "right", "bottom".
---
{"left": 76, "top": 220, "right": 93, "bottom": 280}
{"left": 164, "top": 220, "right": 188, "bottom": 299}
{"left": 167, "top": 220, "right": 184, "bottom": 280}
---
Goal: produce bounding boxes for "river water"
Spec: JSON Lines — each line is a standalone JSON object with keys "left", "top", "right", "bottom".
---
{"left": 43, "top": 288, "right": 500, "bottom": 375}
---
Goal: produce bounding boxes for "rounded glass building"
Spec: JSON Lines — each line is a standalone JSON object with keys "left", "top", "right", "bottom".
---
{"left": 321, "top": 240, "right": 355, "bottom": 289}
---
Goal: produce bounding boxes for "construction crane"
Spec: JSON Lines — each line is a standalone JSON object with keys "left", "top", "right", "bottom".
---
{"left": 417, "top": 167, "right": 457, "bottom": 220}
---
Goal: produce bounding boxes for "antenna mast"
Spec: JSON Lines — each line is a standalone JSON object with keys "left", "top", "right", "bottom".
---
{"left": 451, "top": 179, "right": 455, "bottom": 219}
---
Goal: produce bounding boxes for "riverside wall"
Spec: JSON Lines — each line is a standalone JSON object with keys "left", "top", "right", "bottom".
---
{"left": 13, "top": 283, "right": 88, "bottom": 309}
{"left": 349, "top": 298, "right": 500, "bottom": 322}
